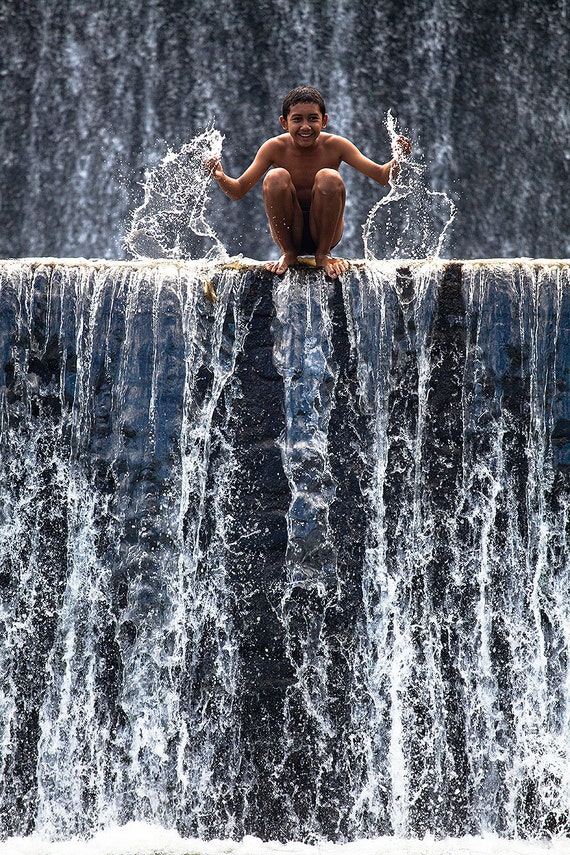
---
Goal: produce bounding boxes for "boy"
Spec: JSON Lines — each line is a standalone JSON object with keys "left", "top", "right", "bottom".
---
{"left": 206, "top": 86, "right": 411, "bottom": 279}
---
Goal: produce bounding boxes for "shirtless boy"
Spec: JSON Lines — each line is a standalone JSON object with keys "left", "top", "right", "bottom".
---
{"left": 206, "top": 86, "right": 412, "bottom": 279}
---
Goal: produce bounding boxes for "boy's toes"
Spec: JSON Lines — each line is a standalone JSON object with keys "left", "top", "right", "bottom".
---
{"left": 265, "top": 253, "right": 296, "bottom": 275}
{"left": 316, "top": 255, "right": 350, "bottom": 279}
{"left": 332, "top": 259, "right": 350, "bottom": 278}
{"left": 265, "top": 258, "right": 287, "bottom": 275}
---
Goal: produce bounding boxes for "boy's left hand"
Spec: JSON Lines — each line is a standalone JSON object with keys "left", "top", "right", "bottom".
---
{"left": 394, "top": 135, "right": 412, "bottom": 160}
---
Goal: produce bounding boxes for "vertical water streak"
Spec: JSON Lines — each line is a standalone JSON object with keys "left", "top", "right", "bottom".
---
{"left": 23, "top": 261, "right": 254, "bottom": 839}
{"left": 505, "top": 263, "right": 566, "bottom": 835}
{"left": 341, "top": 260, "right": 402, "bottom": 836}
{"left": 453, "top": 262, "right": 508, "bottom": 833}
{"left": 450, "top": 261, "right": 570, "bottom": 836}
{"left": 271, "top": 269, "right": 341, "bottom": 839}
{"left": 344, "top": 260, "right": 446, "bottom": 836}
{"left": 0, "top": 263, "right": 74, "bottom": 837}
{"left": 170, "top": 266, "right": 253, "bottom": 838}
{"left": 34, "top": 263, "right": 121, "bottom": 838}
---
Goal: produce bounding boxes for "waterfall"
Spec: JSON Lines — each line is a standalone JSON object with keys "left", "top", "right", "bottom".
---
{"left": 1, "top": 258, "right": 568, "bottom": 851}
{"left": 0, "top": 261, "right": 256, "bottom": 840}
{"left": 1, "top": 0, "right": 567, "bottom": 261}
{"left": 343, "top": 260, "right": 570, "bottom": 839}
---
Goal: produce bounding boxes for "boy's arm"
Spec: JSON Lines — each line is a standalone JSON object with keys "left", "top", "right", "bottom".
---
{"left": 206, "top": 140, "right": 276, "bottom": 200}
{"left": 338, "top": 135, "right": 411, "bottom": 186}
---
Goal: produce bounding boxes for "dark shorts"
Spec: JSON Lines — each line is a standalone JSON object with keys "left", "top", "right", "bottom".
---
{"left": 299, "top": 209, "right": 317, "bottom": 255}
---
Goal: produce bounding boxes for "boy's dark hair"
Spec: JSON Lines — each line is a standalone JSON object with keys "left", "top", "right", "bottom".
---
{"left": 282, "top": 86, "right": 326, "bottom": 119}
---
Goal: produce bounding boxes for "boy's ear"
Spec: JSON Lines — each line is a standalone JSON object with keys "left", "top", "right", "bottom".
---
{"left": 279, "top": 115, "right": 288, "bottom": 130}
{"left": 322, "top": 113, "right": 329, "bottom": 127}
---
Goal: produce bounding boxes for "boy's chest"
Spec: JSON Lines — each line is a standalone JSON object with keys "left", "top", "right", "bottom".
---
{"left": 275, "top": 146, "right": 342, "bottom": 190}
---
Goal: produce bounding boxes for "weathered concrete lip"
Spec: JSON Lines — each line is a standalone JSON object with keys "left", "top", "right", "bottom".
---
{"left": 1, "top": 256, "right": 569, "bottom": 275}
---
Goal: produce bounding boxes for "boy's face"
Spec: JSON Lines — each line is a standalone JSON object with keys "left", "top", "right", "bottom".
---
{"left": 280, "top": 102, "right": 328, "bottom": 148}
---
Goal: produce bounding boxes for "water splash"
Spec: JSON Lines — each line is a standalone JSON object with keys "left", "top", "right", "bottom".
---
{"left": 2, "top": 820, "right": 570, "bottom": 855}
{"left": 125, "top": 126, "right": 228, "bottom": 261}
{"left": 362, "top": 112, "right": 456, "bottom": 260}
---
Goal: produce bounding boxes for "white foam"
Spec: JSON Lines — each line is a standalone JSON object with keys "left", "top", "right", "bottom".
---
{"left": 2, "top": 825, "right": 569, "bottom": 855}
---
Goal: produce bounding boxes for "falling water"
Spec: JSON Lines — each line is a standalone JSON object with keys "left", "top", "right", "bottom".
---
{"left": 341, "top": 259, "right": 570, "bottom": 839}
{"left": 0, "top": 259, "right": 257, "bottom": 842}
{"left": 0, "top": 258, "right": 569, "bottom": 853}
{"left": 271, "top": 272, "right": 348, "bottom": 840}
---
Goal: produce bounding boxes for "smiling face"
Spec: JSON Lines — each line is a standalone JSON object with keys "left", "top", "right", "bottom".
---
{"left": 280, "top": 101, "right": 328, "bottom": 148}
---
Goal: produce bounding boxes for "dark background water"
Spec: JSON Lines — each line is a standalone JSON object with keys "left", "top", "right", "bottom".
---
{"left": 1, "top": 0, "right": 569, "bottom": 261}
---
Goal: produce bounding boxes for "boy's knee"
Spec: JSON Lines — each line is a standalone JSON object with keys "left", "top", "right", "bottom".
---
{"left": 313, "top": 168, "right": 345, "bottom": 197}
{"left": 263, "top": 168, "right": 293, "bottom": 194}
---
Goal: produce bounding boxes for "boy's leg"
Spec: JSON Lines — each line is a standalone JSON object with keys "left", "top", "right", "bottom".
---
{"left": 263, "top": 168, "right": 303, "bottom": 274}
{"left": 310, "top": 169, "right": 349, "bottom": 279}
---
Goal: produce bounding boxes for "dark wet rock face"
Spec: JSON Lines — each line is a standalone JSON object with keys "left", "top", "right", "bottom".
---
{"left": 0, "top": 258, "right": 569, "bottom": 842}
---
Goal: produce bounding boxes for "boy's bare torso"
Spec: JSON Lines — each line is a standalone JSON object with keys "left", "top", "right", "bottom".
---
{"left": 264, "top": 133, "right": 343, "bottom": 209}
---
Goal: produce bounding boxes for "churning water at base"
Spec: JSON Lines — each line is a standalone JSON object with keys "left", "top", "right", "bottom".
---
{"left": 2, "top": 822, "right": 570, "bottom": 855}
{"left": 0, "top": 258, "right": 569, "bottom": 851}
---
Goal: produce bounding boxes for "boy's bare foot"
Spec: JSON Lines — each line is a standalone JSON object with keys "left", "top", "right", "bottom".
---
{"left": 266, "top": 251, "right": 298, "bottom": 275}
{"left": 315, "top": 254, "right": 349, "bottom": 279}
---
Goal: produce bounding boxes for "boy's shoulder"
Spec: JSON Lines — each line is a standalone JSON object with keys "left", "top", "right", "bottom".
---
{"left": 255, "top": 134, "right": 288, "bottom": 157}
{"left": 262, "top": 132, "right": 289, "bottom": 146}
{"left": 321, "top": 132, "right": 349, "bottom": 147}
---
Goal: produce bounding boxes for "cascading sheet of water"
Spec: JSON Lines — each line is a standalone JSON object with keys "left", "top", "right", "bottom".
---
{"left": 342, "top": 259, "right": 570, "bottom": 839}
{"left": 270, "top": 258, "right": 570, "bottom": 842}
{"left": 0, "top": 258, "right": 570, "bottom": 854}
{"left": 0, "top": 259, "right": 259, "bottom": 841}
{"left": 270, "top": 271, "right": 355, "bottom": 841}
